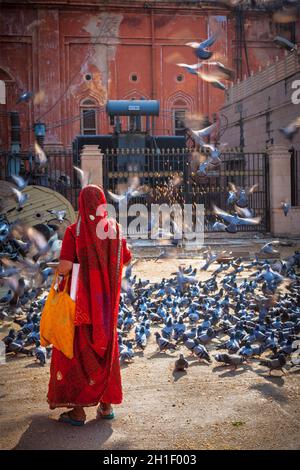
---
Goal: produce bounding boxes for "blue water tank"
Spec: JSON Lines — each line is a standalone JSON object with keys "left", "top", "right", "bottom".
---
{"left": 106, "top": 100, "right": 159, "bottom": 116}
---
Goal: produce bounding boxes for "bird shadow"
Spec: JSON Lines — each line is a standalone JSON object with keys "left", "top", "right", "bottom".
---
{"left": 288, "top": 367, "right": 300, "bottom": 375}
{"left": 218, "top": 367, "right": 249, "bottom": 378}
{"left": 148, "top": 351, "right": 176, "bottom": 359}
{"left": 172, "top": 369, "right": 187, "bottom": 382}
{"left": 249, "top": 382, "right": 287, "bottom": 403}
{"left": 120, "top": 362, "right": 131, "bottom": 369}
{"left": 13, "top": 413, "right": 113, "bottom": 450}
{"left": 256, "top": 371, "right": 286, "bottom": 386}
{"left": 25, "top": 362, "right": 44, "bottom": 369}
{"left": 133, "top": 350, "right": 145, "bottom": 358}
{"left": 188, "top": 360, "right": 210, "bottom": 368}
{"left": 212, "top": 364, "right": 251, "bottom": 377}
{"left": 212, "top": 364, "right": 230, "bottom": 372}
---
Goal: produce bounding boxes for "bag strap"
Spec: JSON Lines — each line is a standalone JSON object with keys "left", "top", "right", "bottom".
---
{"left": 53, "top": 270, "right": 70, "bottom": 293}
{"left": 61, "top": 272, "right": 70, "bottom": 293}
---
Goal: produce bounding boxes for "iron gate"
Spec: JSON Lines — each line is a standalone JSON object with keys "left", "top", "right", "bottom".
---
{"left": 102, "top": 147, "right": 270, "bottom": 233}
{"left": 1, "top": 147, "right": 270, "bottom": 232}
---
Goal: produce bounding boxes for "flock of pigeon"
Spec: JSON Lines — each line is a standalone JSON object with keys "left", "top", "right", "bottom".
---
{"left": 174, "top": 11, "right": 300, "bottom": 182}
{"left": 0, "top": 200, "right": 62, "bottom": 365}
{"left": 0, "top": 163, "right": 300, "bottom": 375}
{"left": 1, "top": 197, "right": 300, "bottom": 377}
{"left": 117, "top": 248, "right": 300, "bottom": 376}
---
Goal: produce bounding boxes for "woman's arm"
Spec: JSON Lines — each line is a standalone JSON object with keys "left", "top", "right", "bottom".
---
{"left": 58, "top": 225, "right": 77, "bottom": 275}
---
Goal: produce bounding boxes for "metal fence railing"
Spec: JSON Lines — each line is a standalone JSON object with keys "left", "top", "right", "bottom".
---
{"left": 1, "top": 146, "right": 270, "bottom": 232}
{"left": 0, "top": 149, "right": 80, "bottom": 209}
{"left": 102, "top": 147, "right": 270, "bottom": 233}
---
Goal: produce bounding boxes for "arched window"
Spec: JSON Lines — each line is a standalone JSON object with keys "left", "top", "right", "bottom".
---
{"left": 80, "top": 98, "right": 98, "bottom": 135}
{"left": 0, "top": 69, "right": 16, "bottom": 150}
{"left": 0, "top": 80, "right": 5, "bottom": 104}
{"left": 172, "top": 99, "right": 188, "bottom": 136}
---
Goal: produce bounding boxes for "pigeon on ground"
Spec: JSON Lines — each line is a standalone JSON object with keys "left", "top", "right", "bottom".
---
{"left": 215, "top": 353, "right": 246, "bottom": 369}
{"left": 259, "top": 354, "right": 287, "bottom": 375}
{"left": 174, "top": 353, "right": 189, "bottom": 372}
{"left": 154, "top": 332, "right": 176, "bottom": 352}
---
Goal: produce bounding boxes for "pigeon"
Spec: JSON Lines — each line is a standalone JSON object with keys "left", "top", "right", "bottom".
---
{"left": 174, "top": 353, "right": 189, "bottom": 371}
{"left": 107, "top": 176, "right": 148, "bottom": 203}
{"left": 234, "top": 205, "right": 255, "bottom": 219}
{"left": 73, "top": 166, "right": 91, "bottom": 188}
{"left": 182, "top": 334, "right": 197, "bottom": 353}
{"left": 176, "top": 63, "right": 203, "bottom": 75}
{"left": 190, "top": 123, "right": 216, "bottom": 146}
{"left": 193, "top": 343, "right": 211, "bottom": 362}
{"left": 260, "top": 241, "right": 280, "bottom": 255}
{"left": 213, "top": 205, "right": 261, "bottom": 228}
{"left": 11, "top": 175, "right": 29, "bottom": 190}
{"left": 227, "top": 190, "right": 237, "bottom": 205}
{"left": 176, "top": 267, "right": 198, "bottom": 292}
{"left": 16, "top": 91, "right": 33, "bottom": 104}
{"left": 228, "top": 182, "right": 258, "bottom": 208}
{"left": 274, "top": 35, "right": 297, "bottom": 53}
{"left": 34, "top": 142, "right": 47, "bottom": 165}
{"left": 11, "top": 188, "right": 29, "bottom": 209}
{"left": 5, "top": 337, "right": 33, "bottom": 356}
{"left": 47, "top": 210, "right": 66, "bottom": 223}
{"left": 280, "top": 117, "right": 300, "bottom": 140}
{"left": 197, "top": 160, "right": 211, "bottom": 175}
{"left": 214, "top": 353, "right": 246, "bottom": 369}
{"left": 259, "top": 354, "right": 287, "bottom": 375}
{"left": 202, "top": 61, "right": 235, "bottom": 81}
{"left": 162, "top": 317, "right": 174, "bottom": 340}
{"left": 154, "top": 332, "right": 177, "bottom": 352}
{"left": 281, "top": 202, "right": 291, "bottom": 216}
{"left": 217, "top": 333, "right": 240, "bottom": 353}
{"left": 212, "top": 221, "right": 228, "bottom": 232}
{"left": 173, "top": 316, "right": 186, "bottom": 340}
{"left": 120, "top": 342, "right": 135, "bottom": 363}
{"left": 201, "top": 248, "right": 217, "bottom": 270}
{"left": 3, "top": 329, "right": 16, "bottom": 345}
{"left": 197, "top": 70, "right": 226, "bottom": 91}
{"left": 0, "top": 289, "right": 14, "bottom": 305}
{"left": 197, "top": 327, "right": 215, "bottom": 345}
{"left": 34, "top": 341, "right": 47, "bottom": 366}
{"left": 185, "top": 34, "right": 218, "bottom": 60}
{"left": 135, "top": 325, "right": 147, "bottom": 349}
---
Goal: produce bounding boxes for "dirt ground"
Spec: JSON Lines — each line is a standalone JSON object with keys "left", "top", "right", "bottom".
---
{"left": 1, "top": 249, "right": 300, "bottom": 450}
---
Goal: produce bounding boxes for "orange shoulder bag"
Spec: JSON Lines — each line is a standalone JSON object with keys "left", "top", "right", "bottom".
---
{"left": 40, "top": 272, "right": 75, "bottom": 359}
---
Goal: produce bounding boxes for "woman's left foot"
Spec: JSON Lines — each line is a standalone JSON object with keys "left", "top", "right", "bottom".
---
{"left": 97, "top": 403, "right": 115, "bottom": 420}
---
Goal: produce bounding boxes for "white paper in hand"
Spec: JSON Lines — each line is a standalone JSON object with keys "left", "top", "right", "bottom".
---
{"left": 70, "top": 263, "right": 80, "bottom": 301}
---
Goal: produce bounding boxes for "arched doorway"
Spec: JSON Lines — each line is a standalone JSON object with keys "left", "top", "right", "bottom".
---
{"left": 0, "top": 68, "right": 18, "bottom": 151}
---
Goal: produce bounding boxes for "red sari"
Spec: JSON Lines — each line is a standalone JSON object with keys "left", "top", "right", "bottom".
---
{"left": 47, "top": 185, "right": 131, "bottom": 408}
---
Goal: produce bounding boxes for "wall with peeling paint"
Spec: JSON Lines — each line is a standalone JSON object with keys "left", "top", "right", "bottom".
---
{"left": 0, "top": 1, "right": 299, "bottom": 150}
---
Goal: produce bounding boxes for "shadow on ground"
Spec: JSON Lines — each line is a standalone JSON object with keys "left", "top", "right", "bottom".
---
{"left": 13, "top": 414, "right": 114, "bottom": 450}
{"left": 250, "top": 382, "right": 287, "bottom": 404}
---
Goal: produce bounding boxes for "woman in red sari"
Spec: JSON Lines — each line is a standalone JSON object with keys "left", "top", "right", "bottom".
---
{"left": 47, "top": 185, "right": 131, "bottom": 426}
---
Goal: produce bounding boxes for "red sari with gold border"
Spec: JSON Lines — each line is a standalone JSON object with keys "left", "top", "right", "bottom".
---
{"left": 47, "top": 186, "right": 131, "bottom": 408}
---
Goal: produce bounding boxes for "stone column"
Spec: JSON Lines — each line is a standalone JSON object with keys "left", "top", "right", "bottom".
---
{"left": 268, "top": 144, "right": 292, "bottom": 236}
{"left": 80, "top": 145, "right": 104, "bottom": 187}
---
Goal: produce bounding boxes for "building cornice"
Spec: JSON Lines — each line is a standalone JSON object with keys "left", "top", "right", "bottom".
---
{"left": 0, "top": 0, "right": 280, "bottom": 14}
